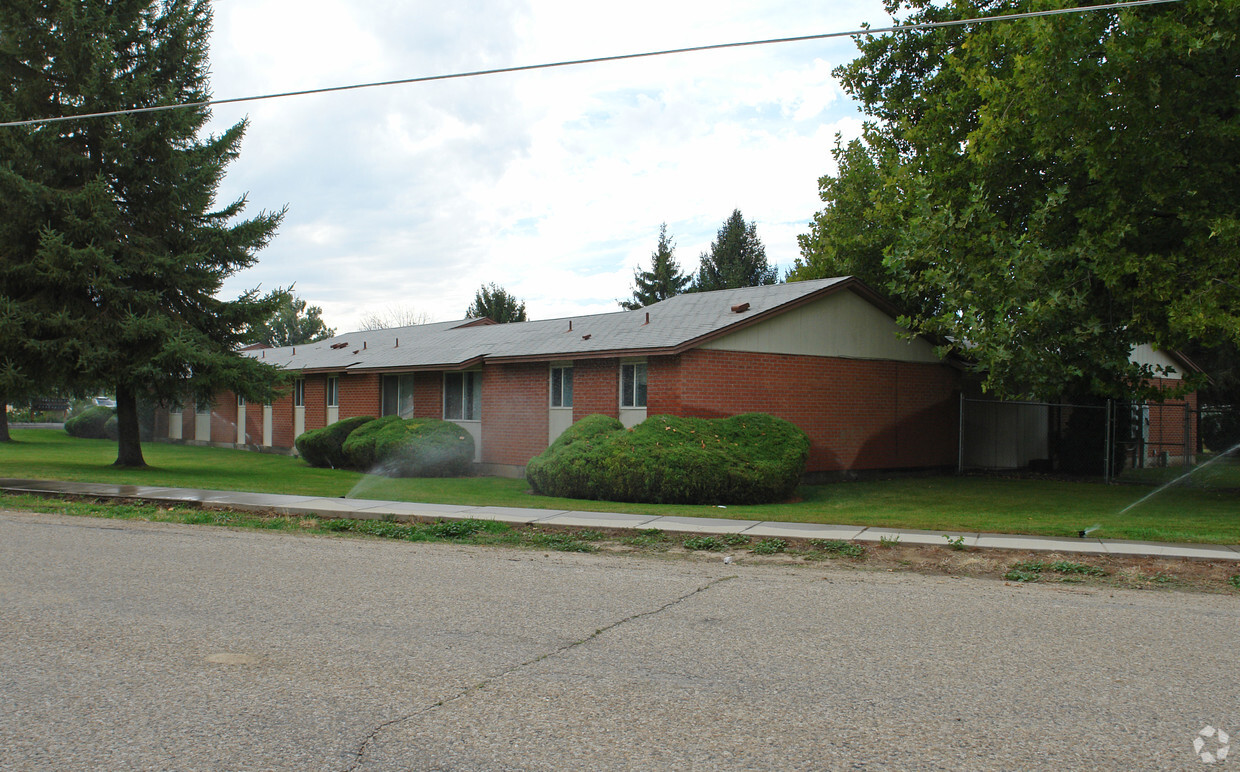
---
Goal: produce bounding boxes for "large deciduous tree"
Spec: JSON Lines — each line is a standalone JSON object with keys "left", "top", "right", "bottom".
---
{"left": 693, "top": 209, "right": 776, "bottom": 292}
{"left": 248, "top": 292, "right": 335, "bottom": 347}
{"left": 466, "top": 283, "right": 527, "bottom": 324}
{"left": 620, "top": 223, "right": 690, "bottom": 310}
{"left": 0, "top": 0, "right": 286, "bottom": 466}
{"left": 798, "top": 0, "right": 1240, "bottom": 400}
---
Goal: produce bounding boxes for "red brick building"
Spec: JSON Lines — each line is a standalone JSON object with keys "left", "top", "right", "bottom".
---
{"left": 156, "top": 278, "right": 965, "bottom": 477}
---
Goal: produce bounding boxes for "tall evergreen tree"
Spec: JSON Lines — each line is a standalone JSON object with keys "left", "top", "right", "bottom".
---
{"left": 0, "top": 0, "right": 286, "bottom": 466}
{"left": 466, "top": 283, "right": 527, "bottom": 323}
{"left": 620, "top": 223, "right": 690, "bottom": 310}
{"left": 693, "top": 210, "right": 777, "bottom": 292}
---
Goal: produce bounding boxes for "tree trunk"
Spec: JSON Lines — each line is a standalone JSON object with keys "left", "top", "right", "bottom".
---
{"left": 113, "top": 383, "right": 147, "bottom": 467}
{"left": 0, "top": 391, "right": 10, "bottom": 443}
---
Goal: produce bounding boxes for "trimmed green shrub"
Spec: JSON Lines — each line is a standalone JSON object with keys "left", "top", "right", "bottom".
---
{"left": 65, "top": 405, "right": 114, "bottom": 439}
{"left": 526, "top": 413, "right": 810, "bottom": 505}
{"left": 342, "top": 416, "right": 474, "bottom": 477}
{"left": 295, "top": 416, "right": 376, "bottom": 468}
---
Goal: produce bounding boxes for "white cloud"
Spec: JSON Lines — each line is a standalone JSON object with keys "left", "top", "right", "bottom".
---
{"left": 209, "top": 0, "right": 893, "bottom": 331}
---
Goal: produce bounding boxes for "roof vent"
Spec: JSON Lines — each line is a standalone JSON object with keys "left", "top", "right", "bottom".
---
{"left": 582, "top": 334, "right": 592, "bottom": 340}
{"left": 644, "top": 312, "right": 650, "bottom": 325}
{"left": 330, "top": 342, "right": 348, "bottom": 349}
{"left": 731, "top": 302, "right": 750, "bottom": 314}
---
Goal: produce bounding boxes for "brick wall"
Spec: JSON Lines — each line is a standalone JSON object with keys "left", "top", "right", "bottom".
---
{"left": 341, "top": 373, "right": 381, "bottom": 418}
{"left": 243, "top": 400, "right": 263, "bottom": 444}
{"left": 669, "top": 349, "right": 960, "bottom": 472}
{"left": 210, "top": 392, "right": 238, "bottom": 443}
{"left": 481, "top": 362, "right": 548, "bottom": 466}
{"left": 272, "top": 390, "right": 295, "bottom": 448}
{"left": 414, "top": 372, "right": 443, "bottom": 418}
{"left": 1142, "top": 378, "right": 1198, "bottom": 461}
{"left": 180, "top": 407, "right": 194, "bottom": 438}
{"left": 573, "top": 358, "right": 619, "bottom": 420}
{"left": 304, "top": 375, "right": 326, "bottom": 432}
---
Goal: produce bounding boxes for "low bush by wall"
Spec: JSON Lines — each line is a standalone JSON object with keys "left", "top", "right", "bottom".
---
{"left": 64, "top": 406, "right": 114, "bottom": 439}
{"left": 342, "top": 416, "right": 474, "bottom": 477}
{"left": 526, "top": 413, "right": 809, "bottom": 505}
{"left": 295, "top": 416, "right": 376, "bottom": 468}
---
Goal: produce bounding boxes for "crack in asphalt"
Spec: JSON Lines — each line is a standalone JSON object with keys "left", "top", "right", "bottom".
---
{"left": 340, "top": 574, "right": 736, "bottom": 771}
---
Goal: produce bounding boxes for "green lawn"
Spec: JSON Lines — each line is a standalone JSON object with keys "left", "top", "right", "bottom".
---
{"left": 2, "top": 428, "right": 1237, "bottom": 544}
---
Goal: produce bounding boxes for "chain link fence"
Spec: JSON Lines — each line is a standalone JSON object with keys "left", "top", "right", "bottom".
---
{"left": 959, "top": 397, "right": 1240, "bottom": 486}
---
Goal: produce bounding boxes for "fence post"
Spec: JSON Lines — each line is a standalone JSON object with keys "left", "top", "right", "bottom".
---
{"left": 1104, "top": 399, "right": 1112, "bottom": 484}
{"left": 957, "top": 392, "right": 965, "bottom": 474}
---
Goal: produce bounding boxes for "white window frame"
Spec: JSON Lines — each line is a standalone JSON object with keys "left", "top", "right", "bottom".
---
{"left": 237, "top": 394, "right": 245, "bottom": 407}
{"left": 620, "top": 362, "right": 647, "bottom": 408}
{"left": 195, "top": 399, "right": 211, "bottom": 415}
{"left": 293, "top": 379, "right": 305, "bottom": 408}
{"left": 550, "top": 365, "right": 573, "bottom": 408}
{"left": 444, "top": 371, "right": 481, "bottom": 421}
{"left": 326, "top": 376, "right": 339, "bottom": 408}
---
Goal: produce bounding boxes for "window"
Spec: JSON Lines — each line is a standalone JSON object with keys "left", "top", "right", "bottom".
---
{"left": 444, "top": 371, "right": 481, "bottom": 421}
{"left": 195, "top": 400, "right": 211, "bottom": 415}
{"left": 237, "top": 395, "right": 246, "bottom": 407}
{"left": 381, "top": 374, "right": 415, "bottom": 417}
{"left": 326, "top": 377, "right": 339, "bottom": 408}
{"left": 294, "top": 379, "right": 305, "bottom": 408}
{"left": 550, "top": 366, "right": 573, "bottom": 408}
{"left": 620, "top": 363, "right": 647, "bottom": 408}
{"left": 170, "top": 404, "right": 183, "bottom": 415}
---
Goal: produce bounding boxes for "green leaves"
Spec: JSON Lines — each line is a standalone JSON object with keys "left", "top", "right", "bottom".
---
{"left": 693, "top": 209, "right": 776, "bottom": 292}
{"left": 1, "top": 1, "right": 286, "bottom": 464}
{"left": 620, "top": 223, "right": 690, "bottom": 310}
{"left": 801, "top": 0, "right": 1240, "bottom": 400}
{"left": 466, "top": 282, "right": 528, "bottom": 323}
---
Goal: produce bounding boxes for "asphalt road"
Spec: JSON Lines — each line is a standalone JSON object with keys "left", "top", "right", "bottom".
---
{"left": 1, "top": 510, "right": 1236, "bottom": 771}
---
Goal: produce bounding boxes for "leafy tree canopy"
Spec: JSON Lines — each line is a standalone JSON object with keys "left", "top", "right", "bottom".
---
{"left": 693, "top": 209, "right": 777, "bottom": 292}
{"left": 247, "top": 292, "right": 335, "bottom": 347}
{"left": 0, "top": 0, "right": 286, "bottom": 465}
{"left": 466, "top": 283, "right": 528, "bottom": 323}
{"left": 620, "top": 223, "right": 691, "bottom": 310}
{"left": 796, "top": 0, "right": 1240, "bottom": 401}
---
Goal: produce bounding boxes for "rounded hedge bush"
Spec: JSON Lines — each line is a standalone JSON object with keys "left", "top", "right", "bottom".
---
{"left": 295, "top": 415, "right": 376, "bottom": 468}
{"left": 526, "top": 413, "right": 810, "bottom": 505}
{"left": 342, "top": 416, "right": 474, "bottom": 477}
{"left": 65, "top": 405, "right": 115, "bottom": 439}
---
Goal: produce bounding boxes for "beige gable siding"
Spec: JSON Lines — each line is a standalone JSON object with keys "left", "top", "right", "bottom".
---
{"left": 701, "top": 289, "right": 941, "bottom": 363}
{"left": 1128, "top": 344, "right": 1182, "bottom": 376}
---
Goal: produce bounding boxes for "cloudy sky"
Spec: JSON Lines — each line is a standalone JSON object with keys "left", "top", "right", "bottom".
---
{"left": 204, "top": 0, "right": 891, "bottom": 332}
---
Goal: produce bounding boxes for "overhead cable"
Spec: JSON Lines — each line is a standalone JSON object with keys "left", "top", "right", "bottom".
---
{"left": 0, "top": 0, "right": 1183, "bottom": 128}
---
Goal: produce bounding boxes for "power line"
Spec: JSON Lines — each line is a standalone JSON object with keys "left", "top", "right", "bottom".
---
{"left": 0, "top": 0, "right": 1183, "bottom": 129}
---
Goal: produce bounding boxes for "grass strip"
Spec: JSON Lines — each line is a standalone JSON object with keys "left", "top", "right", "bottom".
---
{"left": 3, "top": 429, "right": 1239, "bottom": 543}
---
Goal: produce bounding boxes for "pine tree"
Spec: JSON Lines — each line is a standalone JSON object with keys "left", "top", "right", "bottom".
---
{"left": 0, "top": 1, "right": 286, "bottom": 466}
{"left": 693, "top": 210, "right": 777, "bottom": 292}
{"left": 466, "top": 283, "right": 527, "bottom": 323}
{"left": 620, "top": 223, "right": 690, "bottom": 310}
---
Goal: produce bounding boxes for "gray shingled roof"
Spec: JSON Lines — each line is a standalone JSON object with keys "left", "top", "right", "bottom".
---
{"left": 247, "top": 277, "right": 857, "bottom": 373}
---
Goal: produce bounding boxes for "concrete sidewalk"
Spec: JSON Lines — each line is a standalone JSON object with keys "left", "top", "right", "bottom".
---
{"left": 2, "top": 476, "right": 1238, "bottom": 561}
